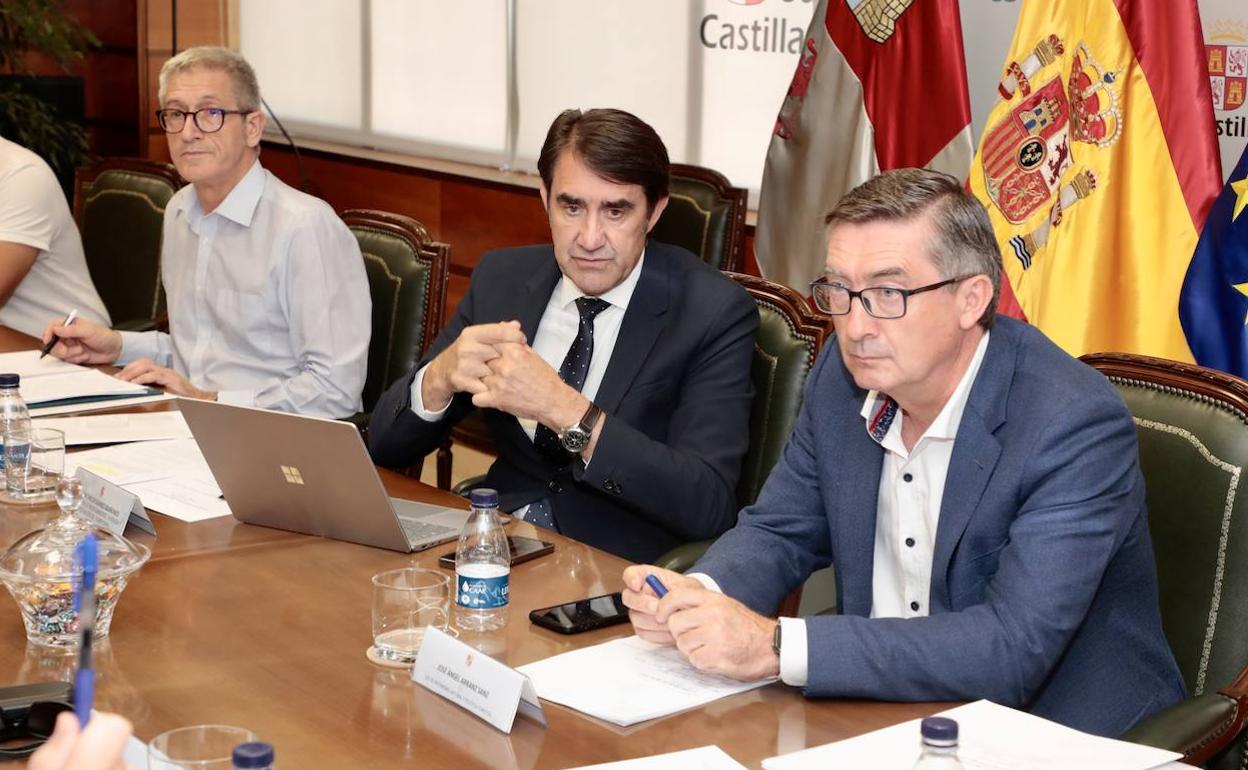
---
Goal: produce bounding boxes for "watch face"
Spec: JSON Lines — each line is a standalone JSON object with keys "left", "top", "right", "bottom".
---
{"left": 560, "top": 427, "right": 589, "bottom": 453}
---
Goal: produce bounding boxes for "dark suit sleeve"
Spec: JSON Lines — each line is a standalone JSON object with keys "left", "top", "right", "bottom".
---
{"left": 572, "top": 285, "right": 758, "bottom": 542}
{"left": 366, "top": 273, "right": 479, "bottom": 469}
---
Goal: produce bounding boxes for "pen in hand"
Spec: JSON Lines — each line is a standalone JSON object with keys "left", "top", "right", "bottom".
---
{"left": 645, "top": 574, "right": 669, "bottom": 598}
{"left": 73, "top": 532, "right": 98, "bottom": 726}
{"left": 40, "top": 308, "right": 79, "bottom": 359}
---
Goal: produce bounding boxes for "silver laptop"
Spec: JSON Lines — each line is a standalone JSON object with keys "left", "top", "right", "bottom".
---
{"left": 178, "top": 399, "right": 470, "bottom": 552}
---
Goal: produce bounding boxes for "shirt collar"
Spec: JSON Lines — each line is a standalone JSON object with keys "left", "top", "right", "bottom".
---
{"left": 860, "top": 330, "right": 991, "bottom": 447}
{"left": 555, "top": 249, "right": 646, "bottom": 311}
{"left": 175, "top": 158, "right": 266, "bottom": 229}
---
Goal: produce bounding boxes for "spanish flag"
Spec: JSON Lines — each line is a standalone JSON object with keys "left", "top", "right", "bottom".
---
{"left": 968, "top": 0, "right": 1221, "bottom": 361}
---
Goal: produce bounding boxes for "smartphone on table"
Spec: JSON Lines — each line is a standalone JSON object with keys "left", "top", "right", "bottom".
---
{"left": 529, "top": 592, "right": 630, "bottom": 634}
{"left": 437, "top": 535, "right": 554, "bottom": 569}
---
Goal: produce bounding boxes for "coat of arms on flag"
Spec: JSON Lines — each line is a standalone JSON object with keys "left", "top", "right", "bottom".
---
{"left": 981, "top": 38, "right": 1122, "bottom": 271}
{"left": 1207, "top": 20, "right": 1248, "bottom": 112}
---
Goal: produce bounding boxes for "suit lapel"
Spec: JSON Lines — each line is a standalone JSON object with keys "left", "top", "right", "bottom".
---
{"left": 519, "top": 255, "right": 562, "bottom": 340}
{"left": 592, "top": 246, "right": 671, "bottom": 415}
{"left": 835, "top": 416, "right": 885, "bottom": 618}
{"left": 929, "top": 328, "right": 1013, "bottom": 612}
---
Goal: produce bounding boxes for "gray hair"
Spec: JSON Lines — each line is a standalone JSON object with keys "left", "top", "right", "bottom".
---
{"left": 824, "top": 168, "right": 1003, "bottom": 328}
{"left": 158, "top": 46, "right": 261, "bottom": 112}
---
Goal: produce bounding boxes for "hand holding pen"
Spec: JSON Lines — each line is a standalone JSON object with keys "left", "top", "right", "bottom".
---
{"left": 39, "top": 309, "right": 78, "bottom": 359}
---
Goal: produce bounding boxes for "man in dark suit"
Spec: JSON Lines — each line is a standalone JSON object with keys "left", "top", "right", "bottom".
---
{"left": 623, "top": 169, "right": 1184, "bottom": 735}
{"left": 368, "top": 108, "right": 757, "bottom": 563}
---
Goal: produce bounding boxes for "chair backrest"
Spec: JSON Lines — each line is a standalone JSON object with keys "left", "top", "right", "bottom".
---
{"left": 651, "top": 163, "right": 747, "bottom": 273}
{"left": 1081, "top": 352, "right": 1248, "bottom": 706}
{"left": 73, "top": 158, "right": 183, "bottom": 327}
{"left": 342, "top": 209, "right": 450, "bottom": 414}
{"left": 728, "top": 272, "right": 832, "bottom": 507}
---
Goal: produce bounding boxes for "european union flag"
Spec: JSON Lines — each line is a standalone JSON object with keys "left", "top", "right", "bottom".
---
{"left": 1180, "top": 145, "right": 1248, "bottom": 377}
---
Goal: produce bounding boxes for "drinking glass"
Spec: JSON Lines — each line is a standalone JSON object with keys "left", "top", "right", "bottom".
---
{"left": 5, "top": 427, "right": 64, "bottom": 501}
{"left": 148, "top": 725, "right": 257, "bottom": 770}
{"left": 371, "top": 567, "right": 450, "bottom": 665}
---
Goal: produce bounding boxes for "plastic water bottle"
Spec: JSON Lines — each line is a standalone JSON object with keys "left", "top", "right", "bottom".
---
{"left": 454, "top": 488, "right": 510, "bottom": 631}
{"left": 0, "top": 373, "right": 30, "bottom": 472}
{"left": 232, "top": 741, "right": 275, "bottom": 770}
{"left": 912, "top": 717, "right": 964, "bottom": 769}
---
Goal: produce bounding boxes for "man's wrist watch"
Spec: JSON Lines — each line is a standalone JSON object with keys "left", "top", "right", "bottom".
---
{"left": 772, "top": 621, "right": 782, "bottom": 657}
{"left": 558, "top": 402, "right": 603, "bottom": 453}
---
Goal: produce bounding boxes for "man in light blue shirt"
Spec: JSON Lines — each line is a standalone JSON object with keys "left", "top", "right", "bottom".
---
{"left": 43, "top": 47, "right": 369, "bottom": 419}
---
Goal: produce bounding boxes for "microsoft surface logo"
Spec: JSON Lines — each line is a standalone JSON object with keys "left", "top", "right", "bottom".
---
{"left": 281, "top": 465, "right": 304, "bottom": 485}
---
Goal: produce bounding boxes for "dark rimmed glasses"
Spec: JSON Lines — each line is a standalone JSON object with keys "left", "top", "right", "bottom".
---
{"left": 155, "top": 107, "right": 252, "bottom": 134}
{"left": 809, "top": 276, "right": 973, "bottom": 319}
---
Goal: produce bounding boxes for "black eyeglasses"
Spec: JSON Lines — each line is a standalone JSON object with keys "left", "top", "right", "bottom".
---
{"left": 0, "top": 700, "right": 73, "bottom": 759}
{"left": 155, "top": 107, "right": 252, "bottom": 134}
{"left": 809, "top": 276, "right": 973, "bottom": 319}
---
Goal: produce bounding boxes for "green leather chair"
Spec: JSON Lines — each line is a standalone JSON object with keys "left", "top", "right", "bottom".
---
{"left": 73, "top": 158, "right": 183, "bottom": 331}
{"left": 1081, "top": 352, "right": 1248, "bottom": 769}
{"left": 650, "top": 163, "right": 747, "bottom": 272}
{"left": 342, "top": 209, "right": 450, "bottom": 428}
{"left": 656, "top": 272, "right": 831, "bottom": 578}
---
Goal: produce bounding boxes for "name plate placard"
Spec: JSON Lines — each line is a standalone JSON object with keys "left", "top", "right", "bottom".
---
{"left": 75, "top": 468, "right": 155, "bottom": 537}
{"left": 412, "top": 626, "right": 546, "bottom": 733}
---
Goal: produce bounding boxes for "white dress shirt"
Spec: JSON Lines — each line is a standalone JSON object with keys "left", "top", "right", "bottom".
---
{"left": 693, "top": 331, "right": 991, "bottom": 687}
{"left": 118, "top": 160, "right": 371, "bottom": 418}
{"left": 0, "top": 136, "right": 110, "bottom": 337}
{"left": 410, "top": 251, "right": 645, "bottom": 429}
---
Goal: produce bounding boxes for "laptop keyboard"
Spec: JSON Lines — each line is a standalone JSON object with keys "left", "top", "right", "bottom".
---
{"left": 399, "top": 518, "right": 457, "bottom": 544}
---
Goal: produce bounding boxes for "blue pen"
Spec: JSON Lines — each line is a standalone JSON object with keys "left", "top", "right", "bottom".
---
{"left": 72, "top": 533, "right": 98, "bottom": 727}
{"left": 645, "top": 573, "right": 668, "bottom": 598}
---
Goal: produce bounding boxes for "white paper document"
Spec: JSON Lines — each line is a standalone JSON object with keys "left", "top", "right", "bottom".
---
{"left": 64, "top": 438, "right": 231, "bottom": 522}
{"left": 0, "top": 349, "right": 86, "bottom": 378}
{"left": 28, "top": 392, "right": 177, "bottom": 417}
{"left": 761, "top": 700, "right": 1184, "bottom": 770}
{"left": 566, "top": 746, "right": 748, "bottom": 770}
{"left": 34, "top": 411, "right": 192, "bottom": 445}
{"left": 517, "top": 635, "right": 774, "bottom": 727}
{"left": 18, "top": 369, "right": 151, "bottom": 406}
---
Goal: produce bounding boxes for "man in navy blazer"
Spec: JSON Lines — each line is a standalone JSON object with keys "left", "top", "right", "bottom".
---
{"left": 623, "top": 169, "right": 1183, "bottom": 735}
{"left": 368, "top": 109, "right": 756, "bottom": 563}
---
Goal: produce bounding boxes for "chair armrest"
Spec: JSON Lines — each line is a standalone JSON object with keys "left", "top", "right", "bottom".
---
{"left": 451, "top": 474, "right": 488, "bottom": 498}
{"left": 654, "top": 539, "right": 715, "bottom": 573}
{"left": 1121, "top": 665, "right": 1248, "bottom": 766}
{"left": 113, "top": 317, "right": 157, "bottom": 332}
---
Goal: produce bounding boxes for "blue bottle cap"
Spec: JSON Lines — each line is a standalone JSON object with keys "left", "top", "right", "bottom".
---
{"left": 470, "top": 488, "right": 499, "bottom": 508}
{"left": 920, "top": 716, "right": 958, "bottom": 743}
{"left": 0, "top": 373, "right": 19, "bottom": 387}
{"left": 231, "top": 741, "right": 274, "bottom": 768}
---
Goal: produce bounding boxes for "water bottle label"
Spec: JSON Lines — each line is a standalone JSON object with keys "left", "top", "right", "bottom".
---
{"left": 456, "top": 573, "right": 509, "bottom": 609}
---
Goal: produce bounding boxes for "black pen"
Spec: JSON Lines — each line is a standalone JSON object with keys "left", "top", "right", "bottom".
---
{"left": 40, "top": 308, "right": 79, "bottom": 359}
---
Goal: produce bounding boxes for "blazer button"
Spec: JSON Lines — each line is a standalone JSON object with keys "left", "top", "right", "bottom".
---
{"left": 548, "top": 480, "right": 562, "bottom": 494}
{"left": 910, "top": 601, "right": 920, "bottom": 612}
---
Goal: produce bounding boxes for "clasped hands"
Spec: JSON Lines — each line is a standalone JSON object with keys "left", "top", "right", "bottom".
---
{"left": 621, "top": 565, "right": 781, "bottom": 682}
{"left": 423, "top": 321, "right": 588, "bottom": 432}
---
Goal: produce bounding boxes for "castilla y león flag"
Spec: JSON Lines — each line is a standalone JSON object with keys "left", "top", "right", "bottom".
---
{"left": 755, "top": 0, "right": 974, "bottom": 291}
{"left": 969, "top": 0, "right": 1221, "bottom": 360}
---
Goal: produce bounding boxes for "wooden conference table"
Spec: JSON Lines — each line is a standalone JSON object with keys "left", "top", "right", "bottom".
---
{"left": 0, "top": 329, "right": 948, "bottom": 768}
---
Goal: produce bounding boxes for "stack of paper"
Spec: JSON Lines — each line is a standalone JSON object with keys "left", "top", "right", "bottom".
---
{"left": 65, "top": 438, "right": 230, "bottom": 522}
{"left": 0, "top": 350, "right": 156, "bottom": 409}
{"left": 517, "top": 635, "right": 774, "bottom": 726}
{"left": 761, "top": 700, "right": 1186, "bottom": 770}
{"left": 34, "top": 412, "right": 192, "bottom": 445}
